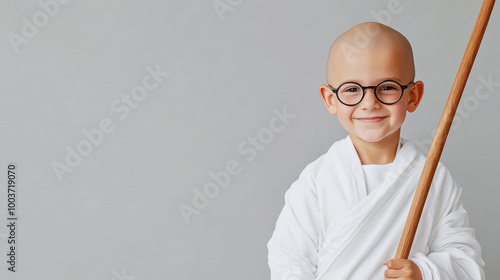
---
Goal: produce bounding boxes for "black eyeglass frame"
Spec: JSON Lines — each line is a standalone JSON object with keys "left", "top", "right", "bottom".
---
{"left": 327, "top": 80, "right": 414, "bottom": 106}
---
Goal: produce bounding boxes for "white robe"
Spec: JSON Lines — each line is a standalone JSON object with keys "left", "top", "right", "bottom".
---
{"left": 267, "top": 135, "right": 484, "bottom": 280}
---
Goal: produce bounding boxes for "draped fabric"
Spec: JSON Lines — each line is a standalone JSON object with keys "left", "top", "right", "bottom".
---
{"left": 267, "top": 135, "right": 484, "bottom": 279}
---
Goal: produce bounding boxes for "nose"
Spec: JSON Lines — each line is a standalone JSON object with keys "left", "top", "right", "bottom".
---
{"left": 360, "top": 88, "right": 381, "bottom": 110}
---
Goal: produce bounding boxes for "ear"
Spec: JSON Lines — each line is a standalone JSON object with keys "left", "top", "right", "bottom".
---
{"left": 320, "top": 84, "right": 337, "bottom": 115}
{"left": 406, "top": 80, "right": 424, "bottom": 113}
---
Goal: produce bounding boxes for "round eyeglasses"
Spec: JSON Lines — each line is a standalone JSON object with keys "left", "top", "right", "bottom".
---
{"left": 327, "top": 80, "right": 414, "bottom": 106}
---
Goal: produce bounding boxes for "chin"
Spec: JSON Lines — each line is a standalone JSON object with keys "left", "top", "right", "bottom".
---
{"left": 352, "top": 132, "right": 391, "bottom": 143}
{"left": 360, "top": 136, "right": 386, "bottom": 143}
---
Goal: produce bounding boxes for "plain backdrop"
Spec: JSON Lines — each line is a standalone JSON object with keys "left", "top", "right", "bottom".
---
{"left": 0, "top": 0, "right": 498, "bottom": 279}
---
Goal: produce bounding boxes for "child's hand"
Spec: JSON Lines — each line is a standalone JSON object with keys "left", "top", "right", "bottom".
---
{"left": 382, "top": 259, "right": 422, "bottom": 280}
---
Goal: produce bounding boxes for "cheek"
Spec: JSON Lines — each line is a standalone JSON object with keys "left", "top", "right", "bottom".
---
{"left": 336, "top": 106, "right": 355, "bottom": 123}
{"left": 389, "top": 106, "right": 408, "bottom": 125}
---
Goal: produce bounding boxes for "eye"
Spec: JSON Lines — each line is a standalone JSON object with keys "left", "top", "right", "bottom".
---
{"left": 343, "top": 87, "right": 360, "bottom": 92}
{"left": 380, "top": 85, "right": 397, "bottom": 91}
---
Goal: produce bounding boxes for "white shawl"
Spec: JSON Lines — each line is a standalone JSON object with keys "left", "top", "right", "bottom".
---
{"left": 267, "top": 135, "right": 484, "bottom": 279}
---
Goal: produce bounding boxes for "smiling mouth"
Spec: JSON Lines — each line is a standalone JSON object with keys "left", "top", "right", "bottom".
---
{"left": 355, "top": 116, "right": 388, "bottom": 123}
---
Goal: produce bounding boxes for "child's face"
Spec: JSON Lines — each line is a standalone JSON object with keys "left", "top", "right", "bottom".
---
{"left": 320, "top": 42, "right": 423, "bottom": 144}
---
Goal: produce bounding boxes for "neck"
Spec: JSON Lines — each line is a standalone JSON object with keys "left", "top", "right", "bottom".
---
{"left": 350, "top": 130, "right": 401, "bottom": 165}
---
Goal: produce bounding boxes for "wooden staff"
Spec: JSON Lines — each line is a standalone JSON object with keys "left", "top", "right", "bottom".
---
{"left": 395, "top": 0, "right": 496, "bottom": 259}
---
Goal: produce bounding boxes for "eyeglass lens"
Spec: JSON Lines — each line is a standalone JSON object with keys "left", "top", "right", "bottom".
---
{"left": 338, "top": 81, "right": 402, "bottom": 105}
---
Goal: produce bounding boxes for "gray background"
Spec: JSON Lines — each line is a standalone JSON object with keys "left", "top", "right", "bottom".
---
{"left": 0, "top": 0, "right": 498, "bottom": 279}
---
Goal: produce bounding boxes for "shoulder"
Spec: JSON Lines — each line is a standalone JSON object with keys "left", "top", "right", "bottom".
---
{"left": 401, "top": 139, "right": 463, "bottom": 205}
{"left": 286, "top": 138, "right": 346, "bottom": 197}
{"left": 297, "top": 137, "right": 347, "bottom": 181}
{"left": 431, "top": 161, "right": 461, "bottom": 195}
{"left": 298, "top": 153, "right": 326, "bottom": 181}
{"left": 285, "top": 153, "right": 325, "bottom": 201}
{"left": 402, "top": 139, "right": 459, "bottom": 192}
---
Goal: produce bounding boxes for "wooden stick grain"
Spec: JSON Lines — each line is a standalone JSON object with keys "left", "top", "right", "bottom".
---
{"left": 395, "top": 0, "right": 496, "bottom": 259}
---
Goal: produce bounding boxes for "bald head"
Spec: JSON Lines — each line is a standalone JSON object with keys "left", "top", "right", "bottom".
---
{"left": 326, "top": 22, "right": 415, "bottom": 85}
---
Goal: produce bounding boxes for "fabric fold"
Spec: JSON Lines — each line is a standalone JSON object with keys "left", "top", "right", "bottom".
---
{"left": 268, "top": 135, "right": 484, "bottom": 279}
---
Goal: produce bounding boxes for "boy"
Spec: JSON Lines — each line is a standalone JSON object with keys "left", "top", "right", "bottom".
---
{"left": 267, "top": 22, "right": 484, "bottom": 279}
